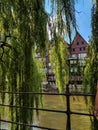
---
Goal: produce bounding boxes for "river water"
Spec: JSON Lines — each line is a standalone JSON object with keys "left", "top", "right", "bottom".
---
{"left": 36, "top": 95, "right": 92, "bottom": 130}
{"left": 1, "top": 95, "right": 92, "bottom": 130}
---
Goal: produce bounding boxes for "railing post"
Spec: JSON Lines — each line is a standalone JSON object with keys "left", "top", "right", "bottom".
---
{"left": 66, "top": 83, "right": 71, "bottom": 130}
{"left": 0, "top": 113, "right": 1, "bottom": 130}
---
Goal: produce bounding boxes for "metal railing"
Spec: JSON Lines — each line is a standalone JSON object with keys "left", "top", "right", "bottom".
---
{"left": 0, "top": 84, "right": 95, "bottom": 130}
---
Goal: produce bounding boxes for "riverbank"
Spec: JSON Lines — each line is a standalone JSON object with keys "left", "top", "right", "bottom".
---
{"left": 42, "top": 83, "right": 83, "bottom": 93}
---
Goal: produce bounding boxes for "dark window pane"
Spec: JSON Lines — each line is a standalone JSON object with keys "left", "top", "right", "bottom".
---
{"left": 80, "top": 48, "right": 81, "bottom": 51}
{"left": 77, "top": 42, "right": 79, "bottom": 45}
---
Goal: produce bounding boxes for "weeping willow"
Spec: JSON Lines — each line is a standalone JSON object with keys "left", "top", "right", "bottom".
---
{"left": 48, "top": 0, "right": 76, "bottom": 93}
{"left": 0, "top": 0, "right": 76, "bottom": 130}
{"left": 83, "top": 1, "right": 98, "bottom": 130}
{"left": 50, "top": 37, "right": 69, "bottom": 93}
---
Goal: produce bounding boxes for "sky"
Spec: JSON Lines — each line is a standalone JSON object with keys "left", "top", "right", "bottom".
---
{"left": 75, "top": 0, "right": 92, "bottom": 42}
{"left": 45, "top": 0, "right": 92, "bottom": 43}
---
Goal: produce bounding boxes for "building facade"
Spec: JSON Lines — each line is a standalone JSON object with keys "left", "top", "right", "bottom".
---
{"left": 70, "top": 32, "right": 88, "bottom": 59}
{"left": 68, "top": 32, "right": 88, "bottom": 84}
{"left": 45, "top": 32, "right": 88, "bottom": 89}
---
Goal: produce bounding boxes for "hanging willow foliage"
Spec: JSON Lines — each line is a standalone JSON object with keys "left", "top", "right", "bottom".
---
{"left": 83, "top": 1, "right": 98, "bottom": 130}
{"left": 0, "top": 0, "right": 47, "bottom": 129}
{"left": 0, "top": 0, "right": 76, "bottom": 129}
{"left": 50, "top": 37, "right": 69, "bottom": 93}
{"left": 48, "top": 0, "right": 76, "bottom": 41}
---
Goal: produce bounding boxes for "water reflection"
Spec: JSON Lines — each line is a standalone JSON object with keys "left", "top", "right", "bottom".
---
{"left": 36, "top": 95, "right": 91, "bottom": 130}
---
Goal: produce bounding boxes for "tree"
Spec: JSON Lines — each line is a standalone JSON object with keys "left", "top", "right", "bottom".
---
{"left": 83, "top": 1, "right": 98, "bottom": 130}
{"left": 0, "top": 0, "right": 76, "bottom": 129}
{"left": 49, "top": 37, "right": 69, "bottom": 93}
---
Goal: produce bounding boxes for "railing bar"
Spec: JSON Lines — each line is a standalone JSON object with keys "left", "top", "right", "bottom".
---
{"left": 71, "top": 111, "right": 94, "bottom": 116}
{"left": 66, "top": 84, "right": 71, "bottom": 130}
{"left": 70, "top": 93, "right": 95, "bottom": 96}
{"left": 0, "top": 91, "right": 95, "bottom": 96}
{"left": 0, "top": 104, "right": 66, "bottom": 113}
{"left": 0, "top": 91, "right": 65, "bottom": 95}
{"left": 0, "top": 120, "right": 57, "bottom": 130}
{"left": 0, "top": 88, "right": 95, "bottom": 130}
{"left": 0, "top": 104, "right": 94, "bottom": 116}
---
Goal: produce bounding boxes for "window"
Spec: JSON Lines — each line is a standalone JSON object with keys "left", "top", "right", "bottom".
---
{"left": 82, "top": 41, "right": 84, "bottom": 44}
{"left": 77, "top": 42, "right": 79, "bottom": 45}
{"left": 78, "top": 53, "right": 87, "bottom": 59}
{"left": 83, "top": 47, "right": 85, "bottom": 50}
{"left": 80, "top": 48, "right": 82, "bottom": 51}
{"left": 72, "top": 54, "right": 76, "bottom": 58}
{"left": 72, "top": 48, "right": 75, "bottom": 51}
{"left": 70, "top": 60, "right": 73, "bottom": 64}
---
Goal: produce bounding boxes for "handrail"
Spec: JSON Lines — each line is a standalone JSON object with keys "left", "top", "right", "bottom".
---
{"left": 0, "top": 91, "right": 95, "bottom": 96}
{"left": 0, "top": 85, "right": 95, "bottom": 130}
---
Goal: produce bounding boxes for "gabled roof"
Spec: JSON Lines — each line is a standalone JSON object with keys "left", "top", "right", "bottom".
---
{"left": 71, "top": 31, "right": 88, "bottom": 45}
{"left": 64, "top": 41, "right": 70, "bottom": 48}
{"left": 68, "top": 31, "right": 88, "bottom": 55}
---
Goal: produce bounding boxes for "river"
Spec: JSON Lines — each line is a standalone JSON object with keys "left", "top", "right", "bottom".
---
{"left": 36, "top": 95, "right": 92, "bottom": 130}
{"left": 1, "top": 95, "right": 92, "bottom": 130}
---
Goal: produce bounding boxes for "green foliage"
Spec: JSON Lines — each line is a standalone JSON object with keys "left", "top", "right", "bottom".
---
{"left": 0, "top": 0, "right": 47, "bottom": 129}
{"left": 83, "top": 1, "right": 98, "bottom": 129}
{"left": 83, "top": 44, "right": 98, "bottom": 93}
{"left": 0, "top": 0, "right": 76, "bottom": 129}
{"left": 50, "top": 0, "right": 76, "bottom": 41}
{"left": 50, "top": 37, "right": 69, "bottom": 93}
{"left": 83, "top": 43, "right": 98, "bottom": 130}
